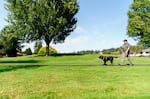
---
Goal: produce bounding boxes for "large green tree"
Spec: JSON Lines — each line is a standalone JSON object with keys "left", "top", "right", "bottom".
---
{"left": 5, "top": 0, "right": 79, "bottom": 56}
{"left": 127, "top": 0, "right": 150, "bottom": 47}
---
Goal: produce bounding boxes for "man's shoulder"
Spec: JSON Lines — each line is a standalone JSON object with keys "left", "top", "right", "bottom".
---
{"left": 127, "top": 43, "right": 131, "bottom": 47}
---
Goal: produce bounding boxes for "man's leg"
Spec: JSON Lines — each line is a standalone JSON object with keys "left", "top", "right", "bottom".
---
{"left": 120, "top": 52, "right": 126, "bottom": 65}
{"left": 127, "top": 56, "right": 133, "bottom": 66}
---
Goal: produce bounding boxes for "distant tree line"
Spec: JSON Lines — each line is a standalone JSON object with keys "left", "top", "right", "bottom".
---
{"left": 102, "top": 45, "right": 145, "bottom": 55}
{"left": 76, "top": 50, "right": 100, "bottom": 54}
{"left": 102, "top": 48, "right": 121, "bottom": 55}
{"left": 70, "top": 45, "right": 146, "bottom": 55}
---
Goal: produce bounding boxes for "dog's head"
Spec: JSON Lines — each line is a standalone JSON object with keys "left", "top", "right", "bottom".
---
{"left": 99, "top": 56, "right": 103, "bottom": 59}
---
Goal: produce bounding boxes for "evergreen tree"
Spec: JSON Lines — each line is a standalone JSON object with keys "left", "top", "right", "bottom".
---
{"left": 0, "top": 25, "right": 22, "bottom": 57}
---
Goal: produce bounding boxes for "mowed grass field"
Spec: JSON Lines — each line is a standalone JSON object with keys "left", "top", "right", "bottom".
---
{"left": 0, "top": 54, "right": 150, "bottom": 99}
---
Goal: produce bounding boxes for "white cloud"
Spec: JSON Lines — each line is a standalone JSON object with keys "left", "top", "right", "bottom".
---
{"left": 75, "top": 26, "right": 83, "bottom": 33}
{"left": 67, "top": 35, "right": 89, "bottom": 44}
{"left": 52, "top": 35, "right": 89, "bottom": 53}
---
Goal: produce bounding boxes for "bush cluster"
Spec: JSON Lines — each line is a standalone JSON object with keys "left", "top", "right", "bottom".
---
{"left": 38, "top": 46, "right": 57, "bottom": 55}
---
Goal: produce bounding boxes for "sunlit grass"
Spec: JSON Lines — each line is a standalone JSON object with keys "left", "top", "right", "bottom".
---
{"left": 0, "top": 66, "right": 150, "bottom": 98}
{"left": 0, "top": 54, "right": 149, "bottom": 65}
{"left": 0, "top": 54, "right": 150, "bottom": 98}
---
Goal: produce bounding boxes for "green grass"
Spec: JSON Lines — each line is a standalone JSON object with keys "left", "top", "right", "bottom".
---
{"left": 0, "top": 54, "right": 150, "bottom": 99}
{"left": 0, "top": 54, "right": 149, "bottom": 65}
{"left": 0, "top": 54, "right": 102, "bottom": 65}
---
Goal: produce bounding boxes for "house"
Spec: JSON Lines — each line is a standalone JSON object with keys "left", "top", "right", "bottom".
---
{"left": 141, "top": 48, "right": 150, "bottom": 56}
{"left": 132, "top": 48, "right": 150, "bottom": 56}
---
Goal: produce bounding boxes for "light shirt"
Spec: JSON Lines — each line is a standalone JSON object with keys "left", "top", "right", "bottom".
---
{"left": 122, "top": 43, "right": 130, "bottom": 52}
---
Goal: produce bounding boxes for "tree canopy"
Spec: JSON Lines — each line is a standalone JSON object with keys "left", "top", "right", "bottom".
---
{"left": 127, "top": 0, "right": 150, "bottom": 47}
{"left": 5, "top": 0, "right": 79, "bottom": 56}
{"left": 0, "top": 25, "right": 22, "bottom": 57}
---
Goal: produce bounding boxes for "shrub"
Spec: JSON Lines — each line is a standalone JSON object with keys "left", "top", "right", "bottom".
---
{"left": 24, "top": 48, "right": 32, "bottom": 55}
{"left": 38, "top": 46, "right": 57, "bottom": 55}
{"left": 102, "top": 50, "right": 111, "bottom": 54}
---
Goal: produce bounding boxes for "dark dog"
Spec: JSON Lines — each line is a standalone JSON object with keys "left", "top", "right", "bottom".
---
{"left": 99, "top": 56, "right": 114, "bottom": 65}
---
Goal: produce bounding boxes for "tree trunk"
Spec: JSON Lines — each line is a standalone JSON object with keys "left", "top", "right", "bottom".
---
{"left": 46, "top": 43, "right": 49, "bottom": 56}
{"left": 45, "top": 35, "right": 51, "bottom": 56}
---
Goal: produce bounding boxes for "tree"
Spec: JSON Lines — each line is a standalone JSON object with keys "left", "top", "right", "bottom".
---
{"left": 127, "top": 0, "right": 150, "bottom": 47}
{"left": 34, "top": 40, "right": 42, "bottom": 54}
{"left": 5, "top": 0, "right": 79, "bottom": 56}
{"left": 130, "top": 45, "right": 144, "bottom": 54}
{"left": 0, "top": 25, "right": 22, "bottom": 57}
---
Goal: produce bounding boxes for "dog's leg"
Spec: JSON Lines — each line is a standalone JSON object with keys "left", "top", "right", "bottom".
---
{"left": 110, "top": 58, "right": 113, "bottom": 65}
{"left": 104, "top": 60, "right": 107, "bottom": 65}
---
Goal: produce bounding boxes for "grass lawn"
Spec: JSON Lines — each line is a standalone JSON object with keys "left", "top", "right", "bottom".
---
{"left": 0, "top": 54, "right": 150, "bottom": 99}
{"left": 0, "top": 54, "right": 149, "bottom": 66}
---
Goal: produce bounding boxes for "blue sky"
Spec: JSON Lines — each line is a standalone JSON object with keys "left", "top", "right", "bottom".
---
{"left": 0, "top": 0, "right": 137, "bottom": 53}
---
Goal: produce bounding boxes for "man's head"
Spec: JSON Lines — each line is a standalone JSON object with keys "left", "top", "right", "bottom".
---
{"left": 123, "top": 39, "right": 128, "bottom": 44}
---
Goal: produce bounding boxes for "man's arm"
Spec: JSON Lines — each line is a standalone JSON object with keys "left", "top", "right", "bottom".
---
{"left": 125, "top": 44, "right": 130, "bottom": 56}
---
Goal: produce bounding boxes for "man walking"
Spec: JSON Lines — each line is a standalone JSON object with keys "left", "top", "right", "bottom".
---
{"left": 119, "top": 39, "right": 133, "bottom": 66}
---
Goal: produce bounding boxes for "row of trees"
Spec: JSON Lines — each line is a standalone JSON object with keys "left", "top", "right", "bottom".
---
{"left": 0, "top": 0, "right": 79, "bottom": 57}
{"left": 76, "top": 50, "right": 100, "bottom": 54}
{"left": 102, "top": 45, "right": 145, "bottom": 55}
{"left": 71, "top": 45, "right": 145, "bottom": 55}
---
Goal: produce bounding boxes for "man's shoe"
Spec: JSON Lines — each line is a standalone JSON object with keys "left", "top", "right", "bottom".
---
{"left": 129, "top": 64, "right": 134, "bottom": 66}
{"left": 118, "top": 64, "right": 122, "bottom": 66}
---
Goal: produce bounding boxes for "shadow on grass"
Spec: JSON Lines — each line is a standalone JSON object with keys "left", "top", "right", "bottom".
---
{"left": 0, "top": 60, "right": 39, "bottom": 63}
{"left": 0, "top": 65, "right": 41, "bottom": 73}
{"left": 0, "top": 59, "right": 41, "bottom": 73}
